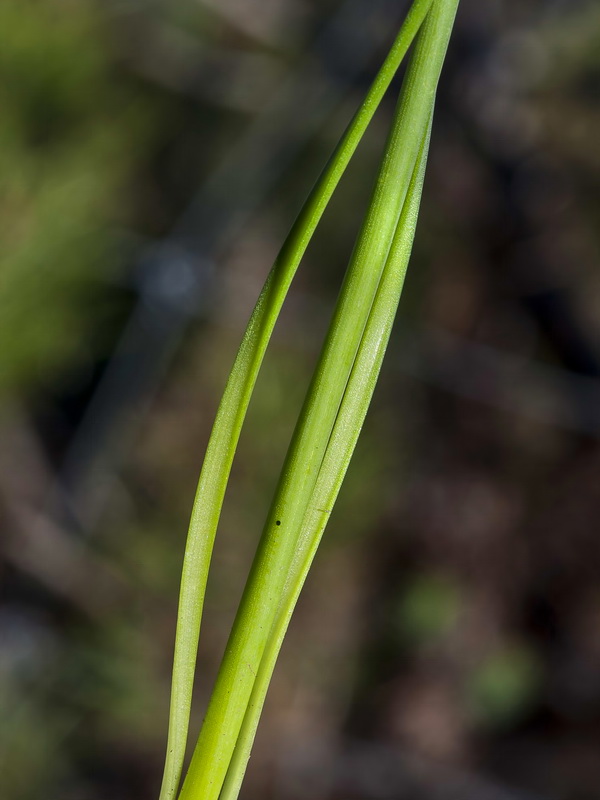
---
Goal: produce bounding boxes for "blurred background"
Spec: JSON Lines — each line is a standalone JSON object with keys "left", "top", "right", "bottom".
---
{"left": 1, "top": 1, "right": 600, "bottom": 798}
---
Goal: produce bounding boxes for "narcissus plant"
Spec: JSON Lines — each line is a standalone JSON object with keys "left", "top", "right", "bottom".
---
{"left": 159, "top": 1, "right": 460, "bottom": 798}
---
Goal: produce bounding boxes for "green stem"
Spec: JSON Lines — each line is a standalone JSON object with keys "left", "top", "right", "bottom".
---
{"left": 159, "top": 3, "right": 433, "bottom": 799}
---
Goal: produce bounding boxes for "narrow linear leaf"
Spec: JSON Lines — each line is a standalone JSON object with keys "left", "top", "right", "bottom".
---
{"left": 219, "top": 113, "right": 434, "bottom": 800}
{"left": 159, "top": 3, "right": 434, "bottom": 799}
{"left": 178, "top": 3, "right": 458, "bottom": 799}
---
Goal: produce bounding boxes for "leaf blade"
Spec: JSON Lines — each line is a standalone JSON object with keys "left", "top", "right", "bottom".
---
{"left": 178, "top": 2, "right": 460, "bottom": 797}
{"left": 159, "top": 4, "right": 434, "bottom": 799}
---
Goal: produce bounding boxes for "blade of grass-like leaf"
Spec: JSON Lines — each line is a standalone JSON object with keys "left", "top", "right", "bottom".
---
{"left": 159, "top": 3, "right": 434, "bottom": 799}
{"left": 218, "top": 113, "right": 432, "bottom": 800}
{"left": 178, "top": 3, "right": 457, "bottom": 798}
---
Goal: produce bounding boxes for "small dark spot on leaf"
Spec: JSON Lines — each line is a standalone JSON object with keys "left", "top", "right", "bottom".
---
{"left": 276, "top": 520, "right": 281, "bottom": 526}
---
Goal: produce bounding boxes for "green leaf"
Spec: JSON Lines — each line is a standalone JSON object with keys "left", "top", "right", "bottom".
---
{"left": 178, "top": 3, "right": 459, "bottom": 799}
{"left": 219, "top": 110, "right": 434, "bottom": 800}
{"left": 159, "top": 3, "right": 435, "bottom": 799}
